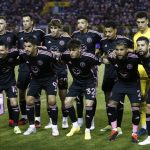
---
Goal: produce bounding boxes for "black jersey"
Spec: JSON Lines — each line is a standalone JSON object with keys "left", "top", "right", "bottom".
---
{"left": 0, "top": 31, "right": 17, "bottom": 48}
{"left": 101, "top": 35, "right": 133, "bottom": 79}
{"left": 17, "top": 28, "right": 45, "bottom": 72}
{"left": 19, "top": 46, "right": 57, "bottom": 79}
{"left": 43, "top": 34, "right": 70, "bottom": 74}
{"left": 61, "top": 51, "right": 101, "bottom": 83}
{"left": 71, "top": 30, "right": 101, "bottom": 54}
{"left": 0, "top": 48, "right": 18, "bottom": 85}
{"left": 108, "top": 53, "right": 140, "bottom": 82}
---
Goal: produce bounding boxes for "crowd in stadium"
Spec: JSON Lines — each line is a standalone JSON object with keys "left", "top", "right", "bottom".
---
{"left": 0, "top": 0, "right": 149, "bottom": 34}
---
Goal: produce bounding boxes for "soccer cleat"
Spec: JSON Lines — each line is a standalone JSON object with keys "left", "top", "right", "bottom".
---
{"left": 35, "top": 120, "right": 41, "bottom": 128}
{"left": 18, "top": 118, "right": 28, "bottom": 125}
{"left": 9, "top": 119, "right": 14, "bottom": 127}
{"left": 84, "top": 130, "right": 91, "bottom": 140}
{"left": 138, "top": 137, "right": 150, "bottom": 145}
{"left": 131, "top": 133, "right": 139, "bottom": 143}
{"left": 44, "top": 122, "right": 52, "bottom": 129}
{"left": 52, "top": 125, "right": 59, "bottom": 136}
{"left": 62, "top": 120, "right": 69, "bottom": 129}
{"left": 66, "top": 126, "right": 80, "bottom": 137}
{"left": 23, "top": 127, "right": 36, "bottom": 135}
{"left": 109, "top": 129, "right": 118, "bottom": 141}
{"left": 137, "top": 128, "right": 147, "bottom": 137}
{"left": 100, "top": 125, "right": 112, "bottom": 132}
{"left": 14, "top": 126, "right": 22, "bottom": 134}
{"left": 117, "top": 127, "right": 123, "bottom": 136}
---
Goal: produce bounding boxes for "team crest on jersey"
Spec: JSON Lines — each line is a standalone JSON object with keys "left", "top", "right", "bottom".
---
{"left": 87, "top": 37, "right": 92, "bottom": 43}
{"left": 37, "top": 60, "right": 43, "bottom": 66}
{"left": 104, "top": 44, "right": 107, "bottom": 47}
{"left": 20, "top": 37, "right": 24, "bottom": 40}
{"left": 59, "top": 40, "right": 65, "bottom": 46}
{"left": 50, "top": 46, "right": 59, "bottom": 52}
{"left": 80, "top": 62, "right": 86, "bottom": 67}
{"left": 33, "top": 35, "right": 37, "bottom": 39}
{"left": 7, "top": 37, "right": 11, "bottom": 42}
{"left": 127, "top": 64, "right": 133, "bottom": 69}
{"left": 31, "top": 66, "right": 39, "bottom": 74}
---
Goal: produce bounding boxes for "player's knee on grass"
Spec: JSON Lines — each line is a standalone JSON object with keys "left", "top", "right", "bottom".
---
{"left": 108, "top": 100, "right": 118, "bottom": 108}
{"left": 47, "top": 95, "right": 56, "bottom": 106}
{"left": 146, "top": 104, "right": 150, "bottom": 113}
{"left": 85, "top": 100, "right": 94, "bottom": 107}
{"left": 10, "top": 98, "right": 18, "bottom": 106}
{"left": 64, "top": 97, "right": 74, "bottom": 108}
{"left": 26, "top": 96, "right": 35, "bottom": 105}
{"left": 59, "top": 89, "right": 67, "bottom": 101}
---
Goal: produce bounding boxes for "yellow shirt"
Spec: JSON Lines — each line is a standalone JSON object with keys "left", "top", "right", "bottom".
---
{"left": 133, "top": 28, "right": 150, "bottom": 78}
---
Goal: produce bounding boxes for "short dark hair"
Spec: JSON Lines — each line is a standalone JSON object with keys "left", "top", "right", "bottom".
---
{"left": 136, "top": 36, "right": 149, "bottom": 44}
{"left": 77, "top": 15, "right": 89, "bottom": 22}
{"left": 0, "top": 40, "right": 8, "bottom": 48}
{"left": 67, "top": 39, "right": 81, "bottom": 50}
{"left": 116, "top": 40, "right": 128, "bottom": 48}
{"left": 22, "top": 14, "right": 33, "bottom": 20}
{"left": 0, "top": 16, "right": 6, "bottom": 21}
{"left": 136, "top": 12, "right": 148, "bottom": 19}
{"left": 104, "top": 21, "right": 117, "bottom": 29}
{"left": 48, "top": 19, "right": 62, "bottom": 29}
{"left": 24, "top": 36, "right": 36, "bottom": 45}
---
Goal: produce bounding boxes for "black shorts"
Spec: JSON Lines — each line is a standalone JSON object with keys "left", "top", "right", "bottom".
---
{"left": 57, "top": 73, "right": 68, "bottom": 90}
{"left": 102, "top": 78, "right": 116, "bottom": 92}
{"left": 17, "top": 71, "right": 31, "bottom": 90}
{"left": 27, "top": 76, "right": 57, "bottom": 97}
{"left": 110, "top": 80, "right": 141, "bottom": 103}
{"left": 67, "top": 80, "right": 97, "bottom": 100}
{"left": 0, "top": 80, "right": 17, "bottom": 98}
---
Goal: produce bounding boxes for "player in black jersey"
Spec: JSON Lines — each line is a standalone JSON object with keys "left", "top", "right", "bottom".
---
{"left": 20, "top": 36, "right": 59, "bottom": 136}
{"left": 43, "top": 19, "right": 71, "bottom": 129}
{"left": 135, "top": 37, "right": 150, "bottom": 145}
{"left": 100, "top": 21, "right": 133, "bottom": 135}
{"left": 17, "top": 14, "right": 45, "bottom": 127}
{"left": 103, "top": 41, "right": 141, "bottom": 143}
{"left": 0, "top": 40, "right": 21, "bottom": 134}
{"left": 71, "top": 16, "right": 101, "bottom": 129}
{"left": 0, "top": 16, "right": 17, "bottom": 127}
{"left": 53, "top": 39, "right": 101, "bottom": 140}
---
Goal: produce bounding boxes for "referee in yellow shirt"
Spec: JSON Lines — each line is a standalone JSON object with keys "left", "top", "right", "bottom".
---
{"left": 133, "top": 11, "right": 150, "bottom": 136}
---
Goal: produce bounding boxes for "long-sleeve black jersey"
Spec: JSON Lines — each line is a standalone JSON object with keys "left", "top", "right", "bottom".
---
{"left": 43, "top": 34, "right": 70, "bottom": 74}
{"left": 61, "top": 51, "right": 101, "bottom": 83}
{"left": 71, "top": 30, "right": 101, "bottom": 54}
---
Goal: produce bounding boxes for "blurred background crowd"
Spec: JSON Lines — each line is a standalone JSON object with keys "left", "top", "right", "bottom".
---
{"left": 0, "top": 0, "right": 149, "bottom": 38}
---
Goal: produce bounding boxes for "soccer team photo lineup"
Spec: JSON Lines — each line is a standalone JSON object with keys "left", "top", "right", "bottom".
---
{"left": 0, "top": 0, "right": 150, "bottom": 148}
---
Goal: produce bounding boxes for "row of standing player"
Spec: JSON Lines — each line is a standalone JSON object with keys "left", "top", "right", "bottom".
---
{"left": 0, "top": 12, "right": 150, "bottom": 144}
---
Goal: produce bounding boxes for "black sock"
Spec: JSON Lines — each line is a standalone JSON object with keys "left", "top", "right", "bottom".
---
{"left": 117, "top": 102, "right": 124, "bottom": 127}
{"left": 49, "top": 104, "right": 58, "bottom": 125}
{"left": 132, "top": 106, "right": 140, "bottom": 125}
{"left": 107, "top": 106, "right": 117, "bottom": 124}
{"left": 7, "top": 99, "right": 13, "bottom": 120}
{"left": 26, "top": 105, "right": 34, "bottom": 125}
{"left": 76, "top": 95, "right": 84, "bottom": 118}
{"left": 19, "top": 100, "right": 26, "bottom": 116}
{"left": 146, "top": 114, "right": 150, "bottom": 135}
{"left": 47, "top": 106, "right": 51, "bottom": 118}
{"left": 62, "top": 106, "right": 68, "bottom": 117}
{"left": 12, "top": 106, "right": 19, "bottom": 126}
{"left": 106, "top": 104, "right": 111, "bottom": 125}
{"left": 35, "top": 98, "right": 40, "bottom": 117}
{"left": 85, "top": 106, "right": 93, "bottom": 128}
{"left": 66, "top": 106, "right": 77, "bottom": 123}
{"left": 93, "top": 98, "right": 97, "bottom": 117}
